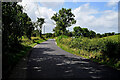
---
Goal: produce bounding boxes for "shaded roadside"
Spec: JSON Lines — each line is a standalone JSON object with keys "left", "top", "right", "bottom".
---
{"left": 8, "top": 39, "right": 120, "bottom": 79}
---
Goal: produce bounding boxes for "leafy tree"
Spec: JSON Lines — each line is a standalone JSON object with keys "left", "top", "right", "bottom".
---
{"left": 82, "top": 28, "right": 90, "bottom": 37}
{"left": 21, "top": 13, "right": 34, "bottom": 40}
{"left": 2, "top": 2, "right": 34, "bottom": 77}
{"left": 2, "top": 2, "right": 23, "bottom": 49}
{"left": 51, "top": 8, "right": 76, "bottom": 36}
{"left": 2, "top": 2, "right": 34, "bottom": 46}
{"left": 46, "top": 33, "right": 53, "bottom": 38}
{"left": 112, "top": 32, "right": 115, "bottom": 35}
{"left": 73, "top": 26, "right": 83, "bottom": 37}
{"left": 26, "top": 22, "right": 34, "bottom": 40}
{"left": 32, "top": 30, "right": 39, "bottom": 37}
{"left": 89, "top": 30, "right": 96, "bottom": 38}
{"left": 97, "top": 33, "right": 102, "bottom": 38}
{"left": 73, "top": 26, "right": 97, "bottom": 38}
{"left": 101, "top": 32, "right": 116, "bottom": 37}
{"left": 36, "top": 18, "right": 45, "bottom": 37}
{"left": 67, "top": 31, "right": 73, "bottom": 37}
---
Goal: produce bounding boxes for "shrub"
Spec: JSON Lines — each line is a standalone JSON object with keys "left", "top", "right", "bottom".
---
{"left": 102, "top": 39, "right": 120, "bottom": 58}
{"left": 56, "top": 34, "right": 120, "bottom": 69}
{"left": 57, "top": 35, "right": 120, "bottom": 59}
{"left": 46, "top": 33, "right": 53, "bottom": 38}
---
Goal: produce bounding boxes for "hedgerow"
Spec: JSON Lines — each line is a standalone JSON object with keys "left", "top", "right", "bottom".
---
{"left": 56, "top": 35, "right": 120, "bottom": 69}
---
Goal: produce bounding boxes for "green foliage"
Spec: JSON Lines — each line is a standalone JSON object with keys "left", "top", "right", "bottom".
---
{"left": 99, "top": 32, "right": 116, "bottom": 38}
{"left": 2, "top": 2, "right": 35, "bottom": 59}
{"left": 57, "top": 35, "right": 68, "bottom": 40}
{"left": 35, "top": 18, "right": 45, "bottom": 37}
{"left": 56, "top": 35, "right": 68, "bottom": 43}
{"left": 45, "top": 33, "right": 53, "bottom": 38}
{"left": 56, "top": 35, "right": 120, "bottom": 69}
{"left": 73, "top": 26, "right": 96, "bottom": 38}
{"left": 32, "top": 30, "right": 39, "bottom": 37}
{"left": 89, "top": 30, "right": 96, "bottom": 38}
{"left": 66, "top": 31, "right": 73, "bottom": 37}
{"left": 73, "top": 26, "right": 83, "bottom": 37}
{"left": 2, "top": 2, "right": 44, "bottom": 78}
{"left": 82, "top": 28, "right": 90, "bottom": 37}
{"left": 51, "top": 8, "right": 76, "bottom": 36}
{"left": 22, "top": 36, "right": 46, "bottom": 45}
{"left": 73, "top": 26, "right": 117, "bottom": 39}
{"left": 102, "top": 39, "right": 120, "bottom": 58}
{"left": 3, "top": 36, "right": 46, "bottom": 78}
{"left": 97, "top": 33, "right": 102, "bottom": 38}
{"left": 59, "top": 35, "right": 119, "bottom": 57}
{"left": 2, "top": 2, "right": 34, "bottom": 52}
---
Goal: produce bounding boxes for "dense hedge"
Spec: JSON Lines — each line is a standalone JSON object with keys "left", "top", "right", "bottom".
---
{"left": 56, "top": 35, "right": 120, "bottom": 69}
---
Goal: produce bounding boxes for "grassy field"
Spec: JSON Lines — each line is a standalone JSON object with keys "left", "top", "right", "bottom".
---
{"left": 55, "top": 35, "right": 120, "bottom": 70}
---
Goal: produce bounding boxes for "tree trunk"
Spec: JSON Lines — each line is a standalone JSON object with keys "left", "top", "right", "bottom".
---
{"left": 40, "top": 30, "right": 42, "bottom": 38}
{"left": 40, "top": 27, "right": 42, "bottom": 38}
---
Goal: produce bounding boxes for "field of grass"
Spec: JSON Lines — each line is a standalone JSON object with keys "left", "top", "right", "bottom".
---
{"left": 56, "top": 35, "right": 120, "bottom": 70}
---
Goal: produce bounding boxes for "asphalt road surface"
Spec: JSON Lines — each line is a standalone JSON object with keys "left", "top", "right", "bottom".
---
{"left": 9, "top": 39, "right": 120, "bottom": 79}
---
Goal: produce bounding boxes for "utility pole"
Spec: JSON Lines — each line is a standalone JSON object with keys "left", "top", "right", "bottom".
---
{"left": 44, "top": 25, "right": 45, "bottom": 34}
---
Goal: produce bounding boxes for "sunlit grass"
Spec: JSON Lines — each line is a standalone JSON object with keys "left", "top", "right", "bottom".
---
{"left": 56, "top": 35, "right": 120, "bottom": 70}
{"left": 6, "top": 36, "right": 47, "bottom": 74}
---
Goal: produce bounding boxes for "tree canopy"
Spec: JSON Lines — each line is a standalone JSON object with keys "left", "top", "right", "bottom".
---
{"left": 2, "top": 2, "right": 34, "bottom": 52}
{"left": 51, "top": 8, "right": 76, "bottom": 36}
{"left": 36, "top": 18, "right": 45, "bottom": 37}
{"left": 73, "top": 26, "right": 96, "bottom": 38}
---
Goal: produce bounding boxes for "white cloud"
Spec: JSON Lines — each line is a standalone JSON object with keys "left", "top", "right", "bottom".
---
{"left": 18, "top": 1, "right": 38, "bottom": 21}
{"left": 70, "top": 3, "right": 118, "bottom": 33}
{"left": 70, "top": 3, "right": 97, "bottom": 31}
{"left": 18, "top": 0, "right": 56, "bottom": 33}
{"left": 29, "top": 0, "right": 65, "bottom": 2}
{"left": 107, "top": 2, "right": 118, "bottom": 7}
{"left": 107, "top": 0, "right": 118, "bottom": 7}
{"left": 18, "top": 1, "right": 118, "bottom": 34}
{"left": 35, "top": 7, "right": 56, "bottom": 19}
{"left": 40, "top": 2, "right": 64, "bottom": 10}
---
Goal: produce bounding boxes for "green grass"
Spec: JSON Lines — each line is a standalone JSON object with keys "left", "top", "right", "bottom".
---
{"left": 9, "top": 36, "right": 47, "bottom": 65}
{"left": 56, "top": 35, "right": 120, "bottom": 70}
{"left": 16, "top": 36, "right": 47, "bottom": 61}
{"left": 3, "top": 36, "right": 47, "bottom": 78}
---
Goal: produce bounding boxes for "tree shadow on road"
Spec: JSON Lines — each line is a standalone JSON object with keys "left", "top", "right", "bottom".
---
{"left": 26, "top": 47, "right": 120, "bottom": 79}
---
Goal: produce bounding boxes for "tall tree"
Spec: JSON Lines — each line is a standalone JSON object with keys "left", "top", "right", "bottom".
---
{"left": 2, "top": 2, "right": 35, "bottom": 77}
{"left": 51, "top": 8, "right": 76, "bottom": 36}
{"left": 73, "top": 26, "right": 83, "bottom": 37}
{"left": 2, "top": 2, "right": 23, "bottom": 48}
{"left": 36, "top": 18, "right": 45, "bottom": 37}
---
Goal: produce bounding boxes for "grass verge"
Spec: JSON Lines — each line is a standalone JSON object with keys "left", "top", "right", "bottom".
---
{"left": 55, "top": 35, "right": 120, "bottom": 70}
{"left": 3, "top": 36, "right": 47, "bottom": 79}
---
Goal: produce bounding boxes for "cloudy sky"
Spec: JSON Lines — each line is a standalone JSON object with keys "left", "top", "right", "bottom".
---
{"left": 18, "top": 0, "right": 119, "bottom": 34}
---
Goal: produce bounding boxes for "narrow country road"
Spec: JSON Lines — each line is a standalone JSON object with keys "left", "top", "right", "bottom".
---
{"left": 9, "top": 39, "right": 120, "bottom": 79}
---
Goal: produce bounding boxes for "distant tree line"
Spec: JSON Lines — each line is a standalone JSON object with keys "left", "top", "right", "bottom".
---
{"left": 72, "top": 26, "right": 117, "bottom": 38}
{"left": 73, "top": 26, "right": 96, "bottom": 38}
